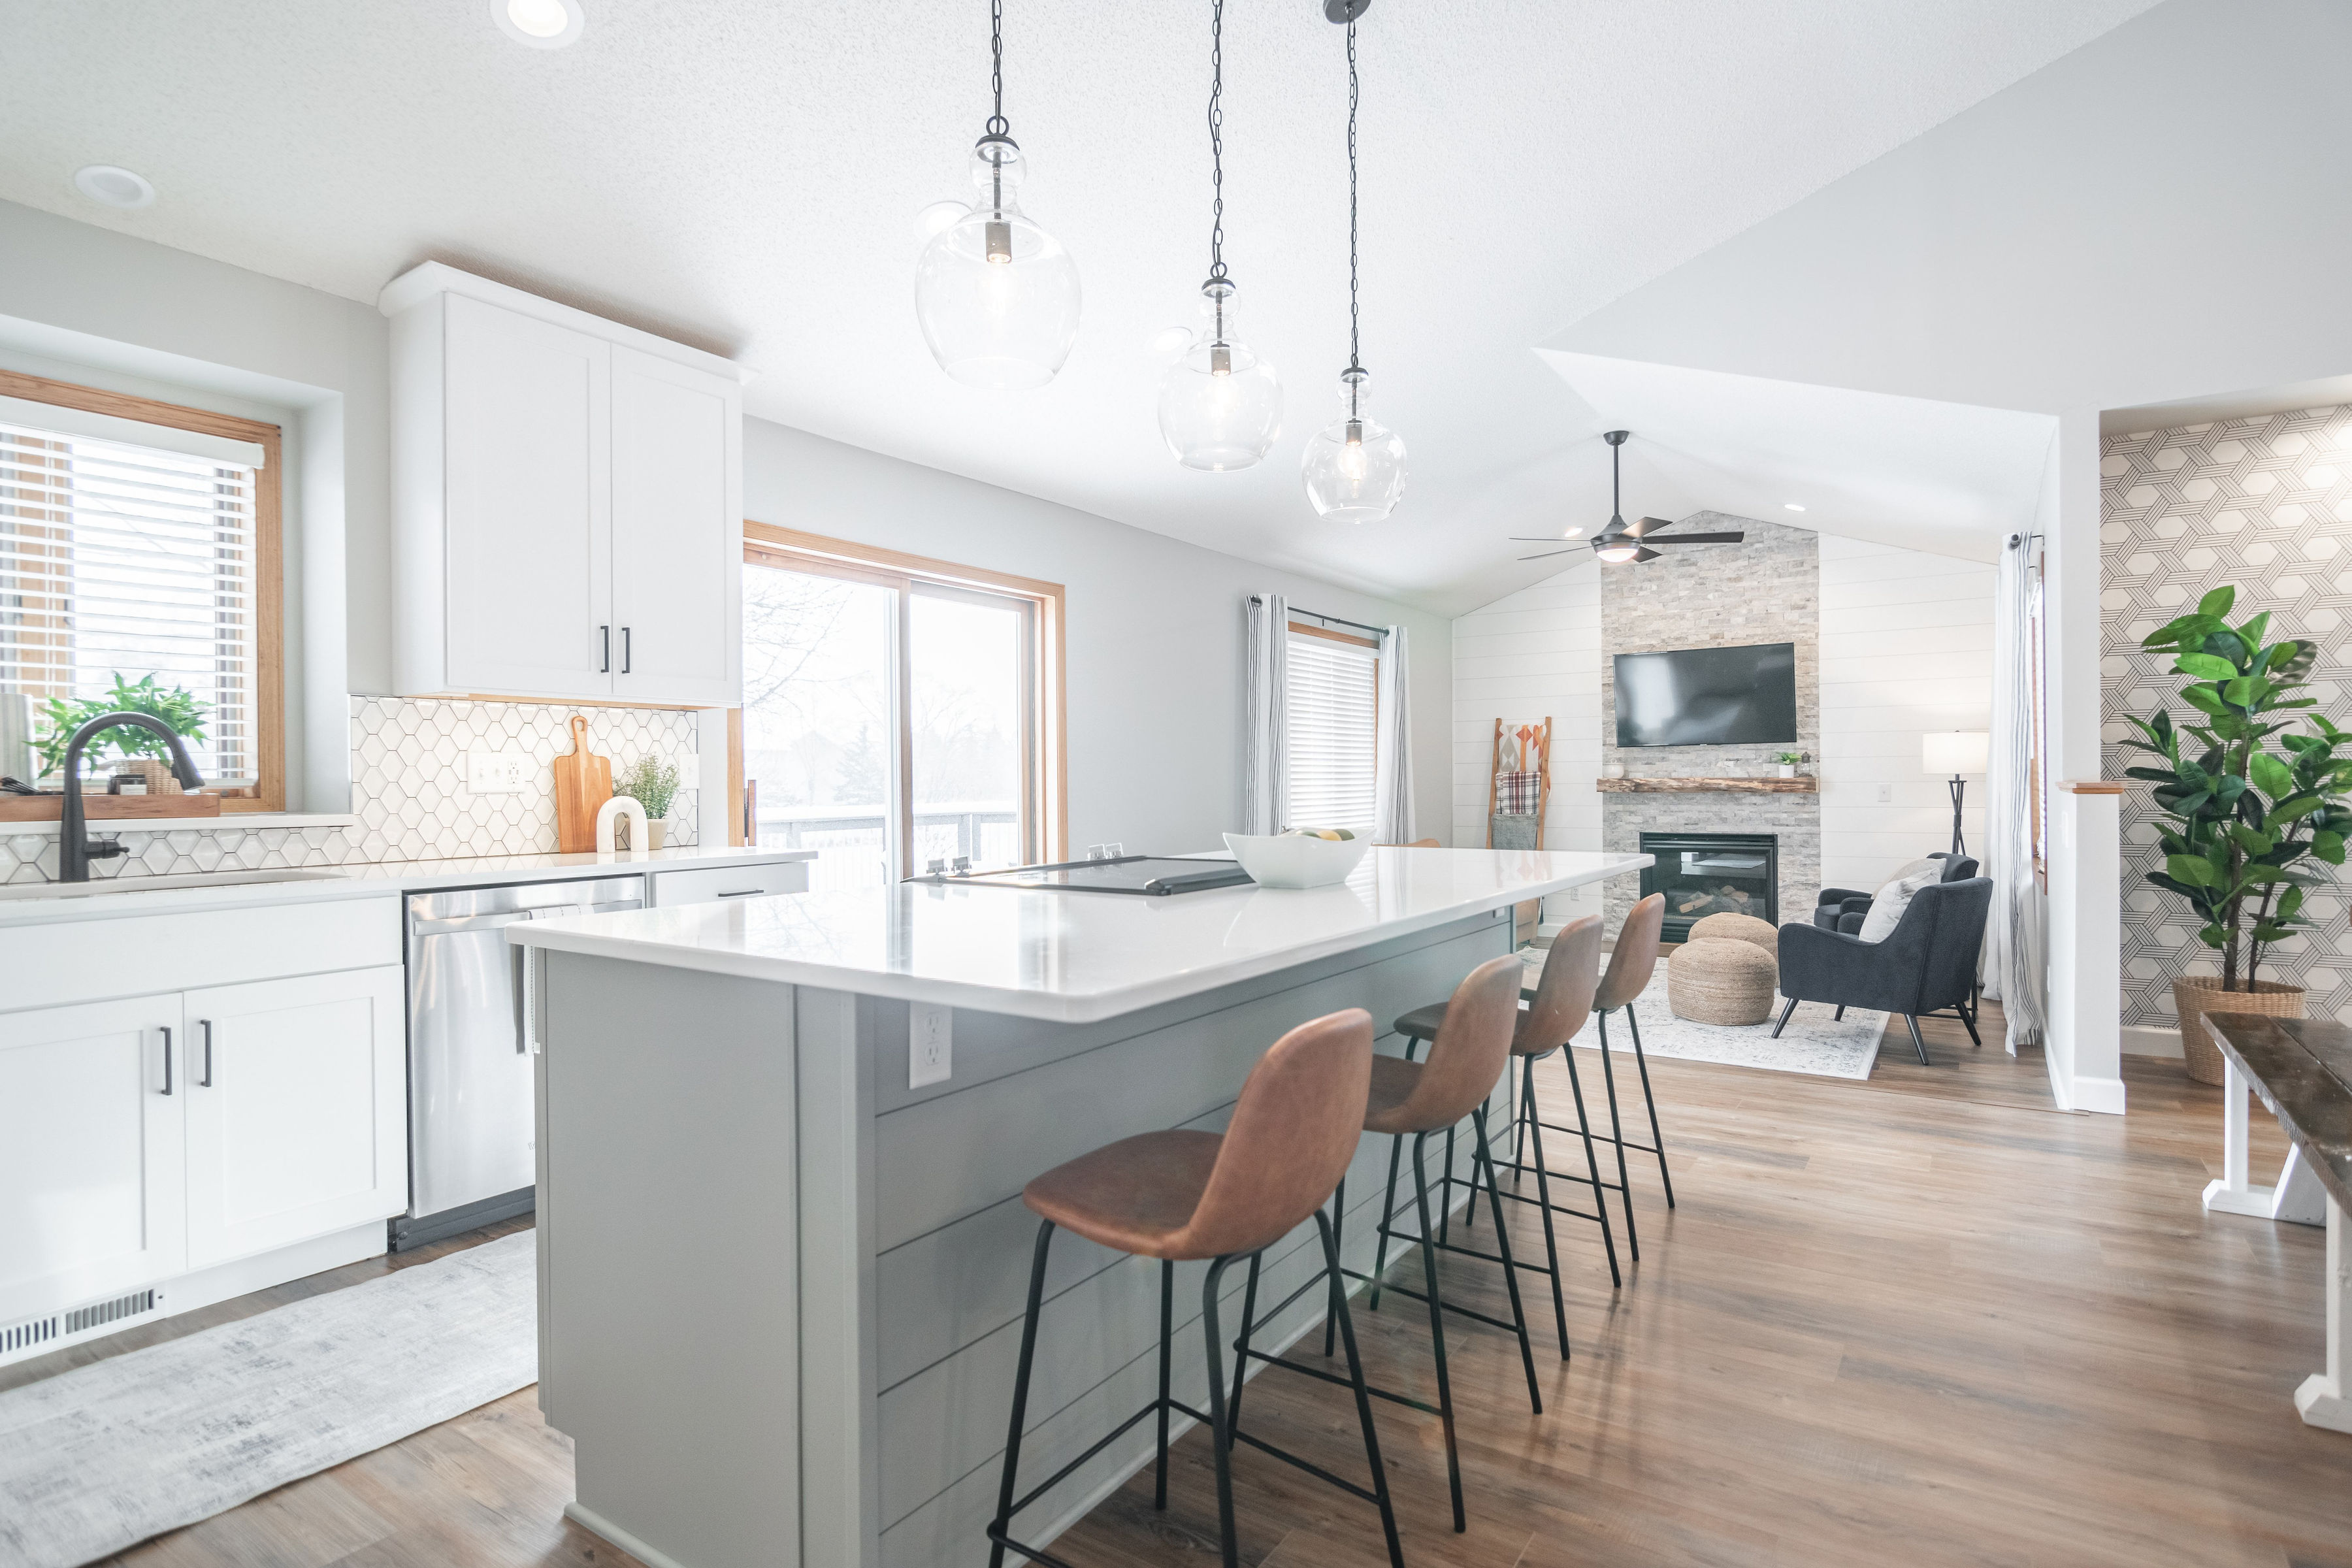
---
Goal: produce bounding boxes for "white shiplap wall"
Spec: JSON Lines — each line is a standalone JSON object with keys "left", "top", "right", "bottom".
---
{"left": 1450, "top": 563, "right": 1602, "bottom": 863}
{"left": 1817, "top": 534, "right": 1996, "bottom": 892}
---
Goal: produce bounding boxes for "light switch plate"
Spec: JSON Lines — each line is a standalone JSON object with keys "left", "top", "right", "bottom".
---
{"left": 468, "top": 751, "right": 529, "bottom": 794}
{"left": 909, "top": 1002, "right": 953, "bottom": 1088}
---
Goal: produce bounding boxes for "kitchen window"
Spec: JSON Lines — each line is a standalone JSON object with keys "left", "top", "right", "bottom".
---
{"left": 732, "top": 523, "right": 1064, "bottom": 886}
{"left": 1285, "top": 621, "right": 1379, "bottom": 832}
{"left": 0, "top": 372, "right": 283, "bottom": 807}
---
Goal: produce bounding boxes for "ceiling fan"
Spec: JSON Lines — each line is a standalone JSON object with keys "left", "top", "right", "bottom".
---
{"left": 1514, "top": 429, "right": 1745, "bottom": 564}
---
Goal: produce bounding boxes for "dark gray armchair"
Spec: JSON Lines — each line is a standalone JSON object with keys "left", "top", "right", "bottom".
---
{"left": 1774, "top": 877, "right": 1993, "bottom": 1065}
{"left": 1812, "top": 854, "right": 1978, "bottom": 936}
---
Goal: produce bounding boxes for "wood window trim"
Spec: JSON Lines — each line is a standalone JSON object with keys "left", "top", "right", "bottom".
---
{"left": 1287, "top": 619, "right": 1380, "bottom": 652}
{"left": 0, "top": 368, "right": 285, "bottom": 813}
{"left": 733, "top": 521, "right": 1068, "bottom": 864}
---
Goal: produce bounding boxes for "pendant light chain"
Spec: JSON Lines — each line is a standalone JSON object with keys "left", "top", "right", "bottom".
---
{"left": 1207, "top": 0, "right": 1228, "bottom": 285}
{"left": 987, "top": 0, "right": 1008, "bottom": 137}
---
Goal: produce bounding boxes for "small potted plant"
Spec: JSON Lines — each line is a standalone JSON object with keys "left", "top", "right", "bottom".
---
{"left": 35, "top": 674, "right": 209, "bottom": 792}
{"left": 2121, "top": 585, "right": 2352, "bottom": 1083}
{"left": 613, "top": 755, "right": 683, "bottom": 850}
{"left": 1774, "top": 751, "right": 1805, "bottom": 779}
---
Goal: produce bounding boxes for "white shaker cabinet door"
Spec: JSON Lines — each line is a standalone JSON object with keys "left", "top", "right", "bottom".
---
{"left": 443, "top": 293, "right": 614, "bottom": 698}
{"left": 182, "top": 966, "right": 408, "bottom": 1270}
{"left": 0, "top": 996, "right": 186, "bottom": 1327}
{"left": 610, "top": 344, "right": 741, "bottom": 707}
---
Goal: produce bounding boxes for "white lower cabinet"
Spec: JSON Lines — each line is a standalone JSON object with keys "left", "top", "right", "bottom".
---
{"left": 0, "top": 995, "right": 187, "bottom": 1329}
{"left": 182, "top": 966, "right": 407, "bottom": 1269}
{"left": 0, "top": 964, "right": 407, "bottom": 1350}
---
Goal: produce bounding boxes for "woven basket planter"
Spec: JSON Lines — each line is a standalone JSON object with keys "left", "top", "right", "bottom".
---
{"left": 1669, "top": 937, "right": 1777, "bottom": 1026}
{"left": 2172, "top": 975, "right": 2304, "bottom": 1086}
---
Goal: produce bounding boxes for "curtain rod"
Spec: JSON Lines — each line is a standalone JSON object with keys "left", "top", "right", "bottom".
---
{"left": 1250, "top": 596, "right": 1387, "bottom": 640}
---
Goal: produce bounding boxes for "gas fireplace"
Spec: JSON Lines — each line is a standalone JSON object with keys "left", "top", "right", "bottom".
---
{"left": 1639, "top": 831, "right": 1778, "bottom": 943}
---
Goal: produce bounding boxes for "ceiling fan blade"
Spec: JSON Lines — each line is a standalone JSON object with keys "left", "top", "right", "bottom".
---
{"left": 1509, "top": 534, "right": 1584, "bottom": 542}
{"left": 1624, "top": 515, "right": 1682, "bottom": 537}
{"left": 1517, "top": 548, "right": 1584, "bottom": 561}
{"left": 1646, "top": 531, "right": 1745, "bottom": 545}
{"left": 1633, "top": 546, "right": 1662, "bottom": 563}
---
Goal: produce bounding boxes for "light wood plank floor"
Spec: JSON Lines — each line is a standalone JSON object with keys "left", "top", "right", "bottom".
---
{"left": 31, "top": 1007, "right": 2349, "bottom": 1567}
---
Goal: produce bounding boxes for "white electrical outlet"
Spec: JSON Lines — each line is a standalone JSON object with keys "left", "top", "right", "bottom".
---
{"left": 1876, "top": 783, "right": 1893, "bottom": 804}
{"left": 467, "top": 751, "right": 529, "bottom": 794}
{"left": 909, "top": 1002, "right": 953, "bottom": 1088}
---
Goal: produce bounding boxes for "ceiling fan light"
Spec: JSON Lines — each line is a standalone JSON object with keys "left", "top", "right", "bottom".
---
{"left": 1596, "top": 541, "right": 1641, "bottom": 564}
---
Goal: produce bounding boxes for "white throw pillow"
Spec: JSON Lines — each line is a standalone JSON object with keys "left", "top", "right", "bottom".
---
{"left": 1886, "top": 856, "right": 1939, "bottom": 886}
{"left": 1857, "top": 864, "right": 1941, "bottom": 943}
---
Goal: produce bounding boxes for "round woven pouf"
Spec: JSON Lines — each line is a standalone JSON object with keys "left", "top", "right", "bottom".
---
{"left": 1669, "top": 937, "right": 1778, "bottom": 1026}
{"left": 1686, "top": 911, "right": 1778, "bottom": 960}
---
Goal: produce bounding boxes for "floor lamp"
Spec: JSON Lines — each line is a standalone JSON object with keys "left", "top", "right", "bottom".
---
{"left": 1923, "top": 731, "right": 1991, "bottom": 858}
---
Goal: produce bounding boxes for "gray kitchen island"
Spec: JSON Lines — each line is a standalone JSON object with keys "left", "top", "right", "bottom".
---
{"left": 508, "top": 846, "right": 1649, "bottom": 1568}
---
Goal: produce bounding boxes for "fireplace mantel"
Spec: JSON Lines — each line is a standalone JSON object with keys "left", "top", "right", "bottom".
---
{"left": 1596, "top": 776, "right": 1818, "bottom": 794}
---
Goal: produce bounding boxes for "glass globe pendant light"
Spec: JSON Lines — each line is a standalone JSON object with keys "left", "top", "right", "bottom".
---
{"left": 914, "top": 0, "right": 1081, "bottom": 389}
{"left": 1301, "top": 4, "right": 1405, "bottom": 522}
{"left": 1158, "top": 0, "right": 1281, "bottom": 470}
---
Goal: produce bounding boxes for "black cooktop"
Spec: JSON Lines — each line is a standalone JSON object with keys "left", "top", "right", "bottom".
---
{"left": 924, "top": 855, "right": 1254, "bottom": 896}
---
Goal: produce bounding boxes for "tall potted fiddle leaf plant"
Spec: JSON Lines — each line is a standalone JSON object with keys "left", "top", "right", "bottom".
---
{"left": 2119, "top": 585, "right": 2352, "bottom": 1083}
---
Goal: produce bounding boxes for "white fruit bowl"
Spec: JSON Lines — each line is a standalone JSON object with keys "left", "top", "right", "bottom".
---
{"left": 1220, "top": 832, "right": 1371, "bottom": 890}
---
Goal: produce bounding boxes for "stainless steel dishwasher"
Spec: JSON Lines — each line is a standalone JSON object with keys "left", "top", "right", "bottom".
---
{"left": 394, "top": 874, "right": 644, "bottom": 1250}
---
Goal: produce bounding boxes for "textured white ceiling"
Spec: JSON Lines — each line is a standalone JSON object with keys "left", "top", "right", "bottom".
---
{"left": 1, "top": 0, "right": 2156, "bottom": 613}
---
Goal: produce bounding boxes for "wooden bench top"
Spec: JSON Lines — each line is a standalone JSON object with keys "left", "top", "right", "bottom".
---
{"left": 2201, "top": 1013, "right": 2352, "bottom": 1212}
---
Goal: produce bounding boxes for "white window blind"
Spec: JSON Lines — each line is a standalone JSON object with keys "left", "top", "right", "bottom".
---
{"left": 0, "top": 420, "right": 259, "bottom": 784}
{"left": 1284, "top": 630, "right": 1378, "bottom": 831}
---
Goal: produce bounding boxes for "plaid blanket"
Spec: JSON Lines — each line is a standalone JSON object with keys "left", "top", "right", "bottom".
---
{"left": 1495, "top": 770, "right": 1543, "bottom": 814}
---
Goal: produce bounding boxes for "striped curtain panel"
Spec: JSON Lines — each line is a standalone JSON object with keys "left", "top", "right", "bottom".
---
{"left": 1985, "top": 531, "right": 2048, "bottom": 1050}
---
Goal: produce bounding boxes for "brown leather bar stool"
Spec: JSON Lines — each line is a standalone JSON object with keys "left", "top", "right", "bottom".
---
{"left": 985, "top": 1010, "right": 1403, "bottom": 1568}
{"left": 1450, "top": 914, "right": 1623, "bottom": 1345}
{"left": 1512, "top": 894, "right": 1673, "bottom": 1260}
{"left": 1233, "top": 954, "right": 1541, "bottom": 1533}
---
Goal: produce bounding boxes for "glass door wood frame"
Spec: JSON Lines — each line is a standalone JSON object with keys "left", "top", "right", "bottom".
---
{"left": 732, "top": 521, "right": 1067, "bottom": 875}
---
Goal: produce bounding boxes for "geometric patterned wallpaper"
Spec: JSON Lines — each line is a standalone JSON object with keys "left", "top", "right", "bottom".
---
{"left": 2100, "top": 403, "right": 2352, "bottom": 1028}
{"left": 0, "top": 695, "right": 697, "bottom": 884}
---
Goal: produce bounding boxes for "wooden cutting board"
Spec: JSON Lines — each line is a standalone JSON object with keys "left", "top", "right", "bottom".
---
{"left": 552, "top": 715, "right": 612, "bottom": 853}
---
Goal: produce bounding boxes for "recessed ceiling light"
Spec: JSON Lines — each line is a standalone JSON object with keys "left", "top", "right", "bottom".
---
{"left": 495, "top": 0, "right": 583, "bottom": 48}
{"left": 73, "top": 164, "right": 155, "bottom": 209}
{"left": 1783, "top": 502, "right": 1806, "bottom": 512}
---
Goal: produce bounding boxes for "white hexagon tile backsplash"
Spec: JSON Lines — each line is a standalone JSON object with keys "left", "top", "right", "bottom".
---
{"left": 0, "top": 697, "right": 698, "bottom": 884}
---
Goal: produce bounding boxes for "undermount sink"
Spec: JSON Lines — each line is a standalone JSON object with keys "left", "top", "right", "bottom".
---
{"left": 0, "top": 867, "right": 351, "bottom": 902}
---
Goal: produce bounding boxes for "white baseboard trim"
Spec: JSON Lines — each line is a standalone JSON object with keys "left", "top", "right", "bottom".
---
{"left": 564, "top": 1502, "right": 694, "bottom": 1568}
{"left": 2074, "top": 1074, "right": 2129, "bottom": 1115}
{"left": 2121, "top": 1024, "right": 2183, "bottom": 1058}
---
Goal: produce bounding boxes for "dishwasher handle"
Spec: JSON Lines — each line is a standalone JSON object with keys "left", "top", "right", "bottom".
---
{"left": 412, "top": 901, "right": 640, "bottom": 938}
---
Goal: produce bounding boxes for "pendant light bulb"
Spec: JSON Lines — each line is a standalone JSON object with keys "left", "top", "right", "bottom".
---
{"left": 1303, "top": 369, "right": 1405, "bottom": 522}
{"left": 1159, "top": 279, "right": 1282, "bottom": 470}
{"left": 913, "top": 7, "right": 1081, "bottom": 390}
{"left": 1302, "top": 7, "right": 1405, "bottom": 521}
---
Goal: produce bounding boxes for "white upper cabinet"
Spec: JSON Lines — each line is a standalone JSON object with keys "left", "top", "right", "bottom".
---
{"left": 384, "top": 263, "right": 745, "bottom": 706}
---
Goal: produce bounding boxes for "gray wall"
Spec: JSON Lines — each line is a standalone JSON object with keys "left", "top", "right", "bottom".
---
{"left": 740, "top": 419, "right": 1455, "bottom": 857}
{"left": 1599, "top": 514, "right": 1821, "bottom": 926}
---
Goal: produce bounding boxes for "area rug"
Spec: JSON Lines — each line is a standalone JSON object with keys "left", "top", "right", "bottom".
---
{"left": 0, "top": 1230, "right": 536, "bottom": 1568}
{"left": 1529, "top": 955, "right": 1887, "bottom": 1081}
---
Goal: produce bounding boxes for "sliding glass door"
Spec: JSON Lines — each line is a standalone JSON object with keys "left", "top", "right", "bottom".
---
{"left": 738, "top": 534, "right": 1056, "bottom": 883}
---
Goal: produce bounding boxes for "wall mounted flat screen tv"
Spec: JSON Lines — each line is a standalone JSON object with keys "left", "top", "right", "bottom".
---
{"left": 1613, "top": 642, "right": 1798, "bottom": 747}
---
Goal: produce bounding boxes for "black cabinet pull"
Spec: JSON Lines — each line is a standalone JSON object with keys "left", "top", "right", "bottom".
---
{"left": 621, "top": 626, "right": 632, "bottom": 674}
{"left": 600, "top": 625, "right": 612, "bottom": 673}
{"left": 200, "top": 1019, "right": 214, "bottom": 1087}
{"left": 160, "top": 1026, "right": 173, "bottom": 1096}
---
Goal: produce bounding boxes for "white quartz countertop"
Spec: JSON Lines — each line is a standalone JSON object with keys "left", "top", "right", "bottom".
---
{"left": 509, "top": 847, "right": 1652, "bottom": 1023}
{"left": 0, "top": 843, "right": 815, "bottom": 926}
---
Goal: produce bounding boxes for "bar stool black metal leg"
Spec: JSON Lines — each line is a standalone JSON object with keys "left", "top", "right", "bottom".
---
{"left": 1473, "top": 1103, "right": 1544, "bottom": 1411}
{"left": 1367, "top": 1130, "right": 1405, "bottom": 1313}
{"left": 1595, "top": 1011, "right": 1640, "bottom": 1261}
{"left": 1625, "top": 1003, "right": 1674, "bottom": 1209}
{"left": 1440, "top": 1124, "right": 1458, "bottom": 1245}
{"left": 1410, "top": 1131, "right": 1466, "bottom": 1533}
{"left": 1314, "top": 1208, "right": 1405, "bottom": 1568}
{"left": 1154, "top": 1258, "right": 1173, "bottom": 1510}
{"left": 1322, "top": 1176, "right": 1346, "bottom": 1358}
{"left": 988, "top": 1219, "right": 1056, "bottom": 1568}
{"left": 1557, "top": 1041, "right": 1622, "bottom": 1288}
{"left": 1199, "top": 1256, "right": 1241, "bottom": 1568}
{"left": 1225, "top": 1252, "right": 1263, "bottom": 1443}
{"left": 1516, "top": 1064, "right": 1572, "bottom": 1353}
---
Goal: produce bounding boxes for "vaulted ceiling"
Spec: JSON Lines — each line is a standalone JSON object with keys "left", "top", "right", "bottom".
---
{"left": 1, "top": 1, "right": 2157, "bottom": 611}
